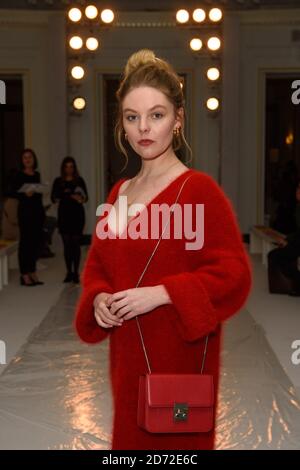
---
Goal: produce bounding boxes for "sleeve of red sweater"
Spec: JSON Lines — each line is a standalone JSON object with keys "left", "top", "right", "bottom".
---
{"left": 74, "top": 180, "right": 124, "bottom": 344}
{"left": 160, "top": 173, "right": 252, "bottom": 343}
{"left": 74, "top": 239, "right": 113, "bottom": 344}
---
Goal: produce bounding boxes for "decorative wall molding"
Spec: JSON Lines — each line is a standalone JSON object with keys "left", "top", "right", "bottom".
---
{"left": 1, "top": 0, "right": 300, "bottom": 11}
{"left": 238, "top": 8, "right": 300, "bottom": 25}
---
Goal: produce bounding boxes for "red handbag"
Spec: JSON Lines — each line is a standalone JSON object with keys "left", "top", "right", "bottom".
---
{"left": 134, "top": 175, "right": 215, "bottom": 434}
{"left": 137, "top": 372, "right": 214, "bottom": 434}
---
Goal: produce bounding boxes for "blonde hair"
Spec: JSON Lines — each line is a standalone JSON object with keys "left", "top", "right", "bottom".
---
{"left": 114, "top": 49, "right": 192, "bottom": 171}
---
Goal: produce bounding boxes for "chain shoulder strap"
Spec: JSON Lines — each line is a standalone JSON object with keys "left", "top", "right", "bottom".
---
{"left": 134, "top": 173, "right": 209, "bottom": 375}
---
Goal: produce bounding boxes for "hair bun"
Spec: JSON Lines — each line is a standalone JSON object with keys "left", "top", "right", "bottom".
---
{"left": 124, "top": 49, "right": 157, "bottom": 77}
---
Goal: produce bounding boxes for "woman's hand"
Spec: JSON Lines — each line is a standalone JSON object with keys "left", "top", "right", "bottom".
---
{"left": 71, "top": 194, "right": 84, "bottom": 203}
{"left": 93, "top": 292, "right": 124, "bottom": 328}
{"left": 277, "top": 238, "right": 288, "bottom": 248}
{"left": 106, "top": 285, "right": 171, "bottom": 321}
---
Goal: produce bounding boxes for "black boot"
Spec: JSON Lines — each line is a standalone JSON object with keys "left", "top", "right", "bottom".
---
{"left": 72, "top": 272, "right": 80, "bottom": 284}
{"left": 63, "top": 272, "right": 73, "bottom": 283}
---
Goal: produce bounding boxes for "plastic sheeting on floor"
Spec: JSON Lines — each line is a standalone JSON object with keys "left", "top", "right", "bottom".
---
{"left": 0, "top": 285, "right": 299, "bottom": 450}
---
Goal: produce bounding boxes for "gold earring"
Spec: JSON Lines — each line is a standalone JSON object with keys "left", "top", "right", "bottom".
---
{"left": 173, "top": 127, "right": 181, "bottom": 137}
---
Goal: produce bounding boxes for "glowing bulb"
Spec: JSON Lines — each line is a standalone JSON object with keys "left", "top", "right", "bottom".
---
{"left": 69, "top": 36, "right": 83, "bottom": 50}
{"left": 207, "top": 98, "right": 219, "bottom": 111}
{"left": 209, "top": 8, "right": 223, "bottom": 22}
{"left": 207, "top": 68, "right": 220, "bottom": 81}
{"left": 85, "top": 5, "right": 98, "bottom": 20}
{"left": 71, "top": 66, "right": 85, "bottom": 80}
{"left": 207, "top": 37, "right": 221, "bottom": 51}
{"left": 176, "top": 9, "right": 189, "bottom": 24}
{"left": 68, "top": 8, "right": 82, "bottom": 23}
{"left": 286, "top": 132, "right": 294, "bottom": 145}
{"left": 73, "top": 97, "right": 86, "bottom": 110}
{"left": 86, "top": 37, "right": 99, "bottom": 51}
{"left": 190, "top": 38, "right": 203, "bottom": 51}
{"left": 101, "top": 9, "right": 114, "bottom": 23}
{"left": 193, "top": 9, "right": 206, "bottom": 23}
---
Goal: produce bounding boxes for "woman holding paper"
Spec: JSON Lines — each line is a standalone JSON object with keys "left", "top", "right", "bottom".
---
{"left": 51, "top": 157, "right": 88, "bottom": 284}
{"left": 13, "top": 148, "right": 45, "bottom": 286}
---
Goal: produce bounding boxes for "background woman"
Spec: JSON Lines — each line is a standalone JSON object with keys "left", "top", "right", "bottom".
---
{"left": 14, "top": 148, "right": 45, "bottom": 286}
{"left": 51, "top": 157, "right": 88, "bottom": 284}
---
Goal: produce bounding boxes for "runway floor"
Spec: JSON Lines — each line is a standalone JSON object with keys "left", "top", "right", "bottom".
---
{"left": 0, "top": 283, "right": 299, "bottom": 450}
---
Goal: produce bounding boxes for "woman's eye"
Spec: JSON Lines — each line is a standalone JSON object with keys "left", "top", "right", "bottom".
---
{"left": 125, "top": 113, "right": 163, "bottom": 121}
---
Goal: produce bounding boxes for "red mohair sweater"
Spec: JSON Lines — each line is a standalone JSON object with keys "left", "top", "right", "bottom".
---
{"left": 74, "top": 169, "right": 252, "bottom": 450}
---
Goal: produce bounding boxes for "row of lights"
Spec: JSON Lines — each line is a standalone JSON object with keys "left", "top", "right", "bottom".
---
{"left": 72, "top": 99, "right": 220, "bottom": 113}
{"left": 69, "top": 6, "right": 222, "bottom": 25}
{"left": 71, "top": 66, "right": 220, "bottom": 84}
{"left": 68, "top": 6, "right": 114, "bottom": 23}
{"left": 190, "top": 37, "right": 221, "bottom": 52}
{"left": 72, "top": 98, "right": 220, "bottom": 113}
{"left": 69, "top": 36, "right": 99, "bottom": 51}
{"left": 176, "top": 8, "right": 223, "bottom": 24}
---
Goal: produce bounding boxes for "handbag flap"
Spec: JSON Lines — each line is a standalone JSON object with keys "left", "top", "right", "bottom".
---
{"left": 145, "top": 374, "right": 214, "bottom": 408}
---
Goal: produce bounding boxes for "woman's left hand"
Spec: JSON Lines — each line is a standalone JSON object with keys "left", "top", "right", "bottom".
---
{"left": 106, "top": 286, "right": 167, "bottom": 321}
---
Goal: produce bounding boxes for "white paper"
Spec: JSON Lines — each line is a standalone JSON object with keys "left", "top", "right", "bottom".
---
{"left": 17, "top": 183, "right": 49, "bottom": 194}
{"left": 74, "top": 186, "right": 86, "bottom": 198}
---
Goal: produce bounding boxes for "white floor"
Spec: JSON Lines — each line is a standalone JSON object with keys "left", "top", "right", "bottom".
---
{"left": 247, "top": 253, "right": 300, "bottom": 399}
{"left": 0, "top": 232, "right": 71, "bottom": 372}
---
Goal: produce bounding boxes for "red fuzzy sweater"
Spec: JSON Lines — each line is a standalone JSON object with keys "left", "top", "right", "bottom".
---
{"left": 74, "top": 169, "right": 252, "bottom": 450}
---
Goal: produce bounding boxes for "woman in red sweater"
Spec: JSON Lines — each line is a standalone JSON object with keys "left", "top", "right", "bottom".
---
{"left": 75, "top": 49, "right": 252, "bottom": 450}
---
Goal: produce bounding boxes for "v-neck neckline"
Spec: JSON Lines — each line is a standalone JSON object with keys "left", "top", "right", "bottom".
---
{"left": 108, "top": 168, "right": 194, "bottom": 239}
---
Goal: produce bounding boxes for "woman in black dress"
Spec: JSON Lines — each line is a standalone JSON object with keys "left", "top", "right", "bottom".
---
{"left": 14, "top": 148, "right": 45, "bottom": 286}
{"left": 51, "top": 157, "right": 88, "bottom": 284}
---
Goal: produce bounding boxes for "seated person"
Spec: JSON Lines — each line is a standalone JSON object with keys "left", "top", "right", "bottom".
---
{"left": 268, "top": 179, "right": 300, "bottom": 296}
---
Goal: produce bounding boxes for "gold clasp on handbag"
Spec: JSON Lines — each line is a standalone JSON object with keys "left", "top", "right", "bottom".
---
{"left": 173, "top": 403, "right": 188, "bottom": 422}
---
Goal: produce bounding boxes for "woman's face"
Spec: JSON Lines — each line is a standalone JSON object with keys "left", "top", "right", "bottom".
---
{"left": 122, "top": 86, "right": 182, "bottom": 160}
{"left": 22, "top": 152, "right": 34, "bottom": 170}
{"left": 64, "top": 162, "right": 75, "bottom": 176}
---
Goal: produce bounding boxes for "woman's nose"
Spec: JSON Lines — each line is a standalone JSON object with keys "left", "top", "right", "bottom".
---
{"left": 138, "top": 117, "right": 150, "bottom": 133}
